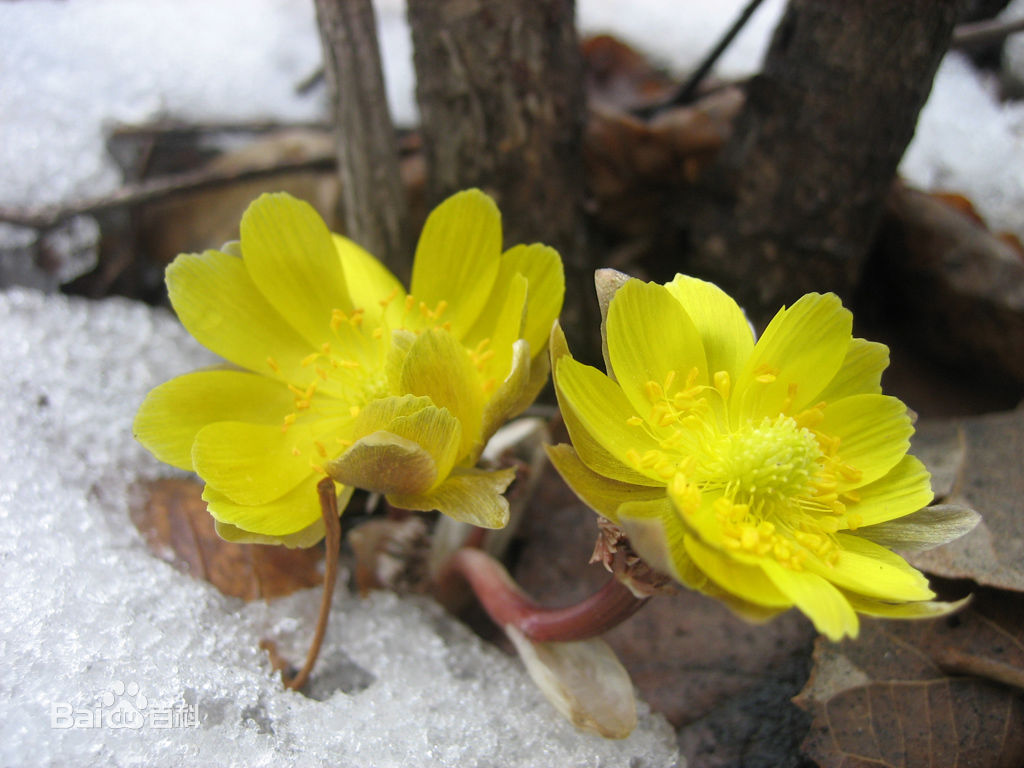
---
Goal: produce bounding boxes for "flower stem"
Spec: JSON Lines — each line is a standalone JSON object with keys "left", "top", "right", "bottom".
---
{"left": 446, "top": 547, "right": 648, "bottom": 643}
{"left": 283, "top": 477, "right": 342, "bottom": 690}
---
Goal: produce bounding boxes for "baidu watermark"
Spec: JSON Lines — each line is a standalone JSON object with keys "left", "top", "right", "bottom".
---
{"left": 50, "top": 680, "right": 198, "bottom": 730}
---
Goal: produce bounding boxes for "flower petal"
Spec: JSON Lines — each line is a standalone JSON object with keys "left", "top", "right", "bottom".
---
{"left": 329, "top": 430, "right": 438, "bottom": 495}
{"left": 664, "top": 274, "right": 754, "bottom": 381}
{"left": 388, "top": 466, "right": 515, "bottom": 528}
{"left": 805, "top": 533, "right": 934, "bottom": 602}
{"left": 410, "top": 189, "right": 502, "bottom": 339}
{"left": 333, "top": 233, "right": 405, "bottom": 326}
{"left": 239, "top": 193, "right": 351, "bottom": 347}
{"left": 464, "top": 272, "right": 528, "bottom": 388}
{"left": 816, "top": 338, "right": 889, "bottom": 402}
{"left": 133, "top": 369, "right": 294, "bottom": 470}
{"left": 547, "top": 444, "right": 664, "bottom": 522}
{"left": 761, "top": 560, "right": 859, "bottom": 640}
{"left": 618, "top": 498, "right": 703, "bottom": 587}
{"left": 606, "top": 279, "right": 708, "bottom": 418}
{"left": 843, "top": 453, "right": 934, "bottom": 528}
{"left": 842, "top": 592, "right": 971, "bottom": 619}
{"left": 684, "top": 535, "right": 793, "bottom": 608}
{"left": 193, "top": 417, "right": 350, "bottom": 505}
{"left": 819, "top": 394, "right": 913, "bottom": 490}
{"left": 855, "top": 503, "right": 980, "bottom": 553}
{"left": 501, "top": 243, "right": 565, "bottom": 360}
{"left": 555, "top": 355, "right": 667, "bottom": 485}
{"left": 203, "top": 473, "right": 332, "bottom": 537}
{"left": 213, "top": 484, "right": 355, "bottom": 547}
{"left": 479, "top": 339, "right": 531, "bottom": 452}
{"left": 349, "top": 394, "right": 463, "bottom": 480}
{"left": 400, "top": 328, "right": 485, "bottom": 459}
{"left": 166, "top": 250, "right": 321, "bottom": 388}
{"left": 733, "top": 293, "right": 852, "bottom": 423}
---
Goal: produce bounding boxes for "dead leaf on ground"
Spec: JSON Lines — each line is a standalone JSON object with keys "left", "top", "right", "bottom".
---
{"left": 132, "top": 477, "right": 324, "bottom": 600}
{"left": 795, "top": 588, "right": 1024, "bottom": 768}
{"left": 910, "top": 406, "right": 1024, "bottom": 592}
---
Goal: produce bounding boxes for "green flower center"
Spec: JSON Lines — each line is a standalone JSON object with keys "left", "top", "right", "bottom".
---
{"left": 718, "top": 415, "right": 822, "bottom": 505}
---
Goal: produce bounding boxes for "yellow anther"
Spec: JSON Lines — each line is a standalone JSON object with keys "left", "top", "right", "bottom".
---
{"left": 314, "top": 440, "right": 328, "bottom": 458}
{"left": 740, "top": 526, "right": 759, "bottom": 550}
{"left": 678, "top": 454, "right": 697, "bottom": 476}
{"left": 339, "top": 359, "right": 361, "bottom": 369}
{"left": 404, "top": 294, "right": 416, "bottom": 313}
{"left": 331, "top": 309, "right": 347, "bottom": 331}
{"left": 316, "top": 367, "right": 328, "bottom": 381}
{"left": 818, "top": 516, "right": 839, "bottom": 534}
{"left": 434, "top": 300, "right": 448, "bottom": 318}
{"left": 288, "top": 384, "right": 306, "bottom": 398}
{"left": 655, "top": 461, "right": 676, "bottom": 479}
{"left": 644, "top": 380, "right": 664, "bottom": 403}
{"left": 482, "top": 378, "right": 497, "bottom": 394}
{"left": 839, "top": 464, "right": 862, "bottom": 483}
{"left": 310, "top": 462, "right": 327, "bottom": 475}
{"left": 336, "top": 437, "right": 353, "bottom": 447}
{"left": 846, "top": 513, "right": 863, "bottom": 530}
{"left": 350, "top": 310, "right": 364, "bottom": 327}
{"left": 684, "top": 367, "right": 699, "bottom": 388}
{"left": 625, "top": 448, "right": 642, "bottom": 469}
{"left": 295, "top": 400, "right": 311, "bottom": 411}
{"left": 794, "top": 405, "right": 825, "bottom": 429}
{"left": 658, "top": 410, "right": 678, "bottom": 428}
{"left": 713, "top": 370, "right": 731, "bottom": 400}
{"left": 301, "top": 352, "right": 319, "bottom": 367}
{"left": 663, "top": 370, "right": 676, "bottom": 393}
{"left": 379, "top": 287, "right": 400, "bottom": 308}
{"left": 266, "top": 356, "right": 281, "bottom": 373}
{"left": 442, "top": 321, "right": 452, "bottom": 332}
{"left": 292, "top": 447, "right": 302, "bottom": 457}
{"left": 756, "top": 372, "right": 776, "bottom": 384}
{"left": 372, "top": 327, "right": 384, "bottom": 339}
{"left": 281, "top": 413, "right": 297, "bottom": 433}
{"left": 349, "top": 405, "right": 361, "bottom": 418}
{"left": 842, "top": 489, "right": 861, "bottom": 503}
{"left": 640, "top": 450, "right": 662, "bottom": 468}
{"left": 626, "top": 416, "right": 644, "bottom": 426}
{"left": 419, "top": 300, "right": 430, "bottom": 317}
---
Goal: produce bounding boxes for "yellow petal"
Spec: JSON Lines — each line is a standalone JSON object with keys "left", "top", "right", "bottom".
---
{"left": 510, "top": 342, "right": 550, "bottom": 418}
{"left": 843, "top": 453, "right": 934, "bottom": 528}
{"left": 332, "top": 233, "right": 405, "bottom": 327}
{"left": 329, "top": 431, "right": 440, "bottom": 495}
{"left": 400, "top": 328, "right": 485, "bottom": 458}
{"left": 388, "top": 466, "right": 515, "bottom": 528}
{"left": 347, "top": 394, "right": 463, "bottom": 487}
{"left": 213, "top": 484, "right": 355, "bottom": 547}
{"left": 192, "top": 417, "right": 350, "bottom": 505}
{"left": 684, "top": 535, "right": 793, "bottom": 608}
{"left": 819, "top": 394, "right": 913, "bottom": 490}
{"left": 816, "top": 338, "right": 889, "bottom": 402}
{"left": 203, "top": 473, "right": 331, "bottom": 537}
{"left": 664, "top": 274, "right": 754, "bottom": 382}
{"left": 555, "top": 356, "right": 667, "bottom": 485}
{"left": 239, "top": 193, "right": 351, "bottom": 347}
{"left": 133, "top": 369, "right": 293, "bottom": 470}
{"left": 501, "top": 243, "right": 565, "bottom": 360}
{"left": 464, "top": 272, "right": 527, "bottom": 387}
{"left": 410, "top": 189, "right": 502, "bottom": 339}
{"left": 166, "top": 250, "right": 325, "bottom": 390}
{"left": 619, "top": 498, "right": 702, "bottom": 587}
{"left": 842, "top": 592, "right": 971, "bottom": 619}
{"left": 546, "top": 444, "right": 664, "bottom": 522}
{"left": 761, "top": 560, "right": 859, "bottom": 640}
{"left": 479, "top": 340, "right": 531, "bottom": 452}
{"left": 606, "top": 279, "right": 708, "bottom": 418}
{"left": 733, "top": 293, "right": 851, "bottom": 423}
{"left": 805, "top": 533, "right": 934, "bottom": 602}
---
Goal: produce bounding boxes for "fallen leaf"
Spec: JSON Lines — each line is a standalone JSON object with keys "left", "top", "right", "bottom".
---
{"left": 910, "top": 406, "right": 1024, "bottom": 592}
{"left": 795, "top": 588, "right": 1024, "bottom": 768}
{"left": 132, "top": 477, "right": 324, "bottom": 600}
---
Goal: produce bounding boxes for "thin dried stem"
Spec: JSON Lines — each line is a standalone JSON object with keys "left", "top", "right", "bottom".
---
{"left": 282, "top": 477, "right": 343, "bottom": 691}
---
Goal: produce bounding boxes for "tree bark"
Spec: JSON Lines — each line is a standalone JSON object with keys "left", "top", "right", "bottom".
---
{"left": 684, "top": 0, "right": 962, "bottom": 324}
{"left": 314, "top": 0, "right": 412, "bottom": 281}
{"left": 407, "top": 0, "right": 596, "bottom": 361}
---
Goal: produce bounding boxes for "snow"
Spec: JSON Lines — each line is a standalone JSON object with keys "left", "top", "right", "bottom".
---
{"left": 0, "top": 288, "right": 680, "bottom": 767}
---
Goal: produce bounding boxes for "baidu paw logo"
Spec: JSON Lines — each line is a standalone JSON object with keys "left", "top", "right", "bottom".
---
{"left": 102, "top": 680, "right": 148, "bottom": 729}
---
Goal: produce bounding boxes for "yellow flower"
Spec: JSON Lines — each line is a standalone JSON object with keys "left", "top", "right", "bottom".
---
{"left": 548, "top": 273, "right": 973, "bottom": 641}
{"left": 134, "top": 189, "right": 563, "bottom": 546}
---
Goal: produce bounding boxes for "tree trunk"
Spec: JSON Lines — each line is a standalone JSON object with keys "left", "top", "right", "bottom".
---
{"left": 315, "top": 0, "right": 412, "bottom": 281}
{"left": 684, "top": 0, "right": 961, "bottom": 324}
{"left": 407, "top": 0, "right": 596, "bottom": 361}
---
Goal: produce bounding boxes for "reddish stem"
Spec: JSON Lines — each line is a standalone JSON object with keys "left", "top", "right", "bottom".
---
{"left": 446, "top": 547, "right": 647, "bottom": 643}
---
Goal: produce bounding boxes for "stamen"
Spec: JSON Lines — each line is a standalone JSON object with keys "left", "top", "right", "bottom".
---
{"left": 626, "top": 416, "right": 644, "bottom": 427}
{"left": 314, "top": 440, "right": 328, "bottom": 458}
{"left": 266, "top": 356, "right": 281, "bottom": 373}
{"left": 713, "top": 370, "right": 731, "bottom": 400}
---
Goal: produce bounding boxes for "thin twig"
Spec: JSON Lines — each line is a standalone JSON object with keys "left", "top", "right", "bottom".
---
{"left": 0, "top": 155, "right": 336, "bottom": 231}
{"left": 952, "top": 15, "right": 1024, "bottom": 49}
{"left": 282, "top": 477, "right": 343, "bottom": 691}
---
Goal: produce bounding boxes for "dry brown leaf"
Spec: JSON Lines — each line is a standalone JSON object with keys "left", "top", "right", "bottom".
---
{"left": 132, "top": 477, "right": 324, "bottom": 600}
{"left": 795, "top": 589, "right": 1024, "bottom": 768}
{"left": 910, "top": 407, "right": 1024, "bottom": 592}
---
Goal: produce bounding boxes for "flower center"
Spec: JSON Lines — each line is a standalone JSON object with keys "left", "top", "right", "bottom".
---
{"left": 718, "top": 415, "right": 821, "bottom": 505}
